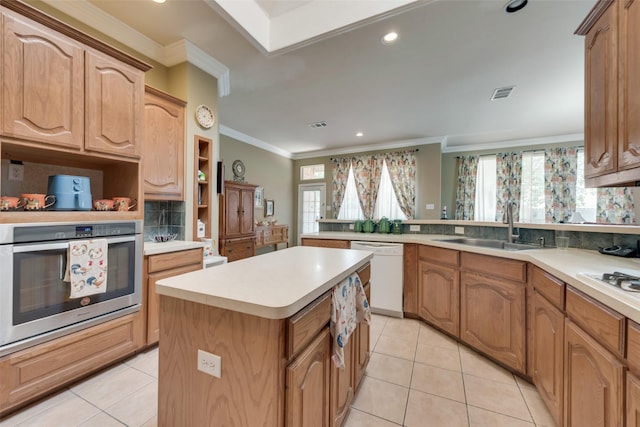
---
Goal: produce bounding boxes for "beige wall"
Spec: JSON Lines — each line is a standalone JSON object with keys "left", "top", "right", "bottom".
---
{"left": 220, "top": 135, "right": 293, "bottom": 245}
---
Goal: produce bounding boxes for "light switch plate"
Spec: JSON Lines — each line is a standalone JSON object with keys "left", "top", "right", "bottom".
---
{"left": 409, "top": 225, "right": 420, "bottom": 232}
{"left": 426, "top": 203, "right": 435, "bottom": 210}
{"left": 8, "top": 163, "right": 23, "bottom": 181}
{"left": 455, "top": 226, "right": 465, "bottom": 235}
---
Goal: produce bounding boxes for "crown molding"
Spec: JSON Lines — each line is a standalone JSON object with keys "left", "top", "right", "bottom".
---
{"left": 291, "top": 136, "right": 444, "bottom": 160}
{"left": 220, "top": 125, "right": 293, "bottom": 159}
{"left": 441, "top": 133, "right": 585, "bottom": 153}
{"left": 40, "top": 0, "right": 230, "bottom": 97}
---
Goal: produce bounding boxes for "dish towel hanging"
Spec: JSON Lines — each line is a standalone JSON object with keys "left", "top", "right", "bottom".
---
{"left": 330, "top": 272, "right": 371, "bottom": 369}
{"left": 64, "top": 239, "right": 108, "bottom": 298}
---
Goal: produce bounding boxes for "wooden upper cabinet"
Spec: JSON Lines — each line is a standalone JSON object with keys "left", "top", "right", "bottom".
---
{"left": 143, "top": 87, "right": 186, "bottom": 200}
{"left": 578, "top": 0, "right": 640, "bottom": 185}
{"left": 1, "top": 10, "right": 84, "bottom": 149}
{"left": 583, "top": 1, "right": 618, "bottom": 178}
{"left": 85, "top": 49, "right": 144, "bottom": 158}
{"left": 618, "top": 0, "right": 640, "bottom": 170}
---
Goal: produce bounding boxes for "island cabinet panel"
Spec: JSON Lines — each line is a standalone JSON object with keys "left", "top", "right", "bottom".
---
{"left": 286, "top": 328, "right": 331, "bottom": 427}
{"left": 564, "top": 319, "right": 624, "bottom": 427}
{"left": 1, "top": 9, "right": 84, "bottom": 149}
{"left": 0, "top": 313, "right": 143, "bottom": 415}
{"left": 143, "top": 86, "right": 186, "bottom": 200}
{"left": 418, "top": 259, "right": 460, "bottom": 337}
{"left": 85, "top": 49, "right": 144, "bottom": 159}
{"left": 531, "top": 291, "right": 564, "bottom": 427}
{"left": 460, "top": 270, "right": 526, "bottom": 373}
{"left": 157, "top": 297, "right": 286, "bottom": 427}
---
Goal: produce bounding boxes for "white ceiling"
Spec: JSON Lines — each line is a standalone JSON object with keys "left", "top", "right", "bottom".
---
{"left": 57, "top": 0, "right": 597, "bottom": 158}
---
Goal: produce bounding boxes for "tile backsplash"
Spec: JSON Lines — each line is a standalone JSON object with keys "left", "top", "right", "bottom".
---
{"left": 144, "top": 201, "right": 185, "bottom": 241}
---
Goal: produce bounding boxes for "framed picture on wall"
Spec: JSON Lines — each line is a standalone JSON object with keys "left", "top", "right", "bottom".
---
{"left": 265, "top": 199, "right": 274, "bottom": 217}
{"left": 255, "top": 187, "right": 264, "bottom": 208}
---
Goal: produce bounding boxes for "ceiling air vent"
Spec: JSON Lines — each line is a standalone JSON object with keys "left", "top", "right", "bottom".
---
{"left": 491, "top": 86, "right": 516, "bottom": 100}
{"left": 308, "top": 121, "right": 328, "bottom": 129}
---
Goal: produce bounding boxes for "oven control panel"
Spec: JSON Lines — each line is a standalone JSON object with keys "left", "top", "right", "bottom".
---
{"left": 9, "top": 221, "right": 141, "bottom": 243}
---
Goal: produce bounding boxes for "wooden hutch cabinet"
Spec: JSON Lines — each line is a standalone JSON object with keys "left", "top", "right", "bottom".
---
{"left": 219, "top": 181, "right": 257, "bottom": 262}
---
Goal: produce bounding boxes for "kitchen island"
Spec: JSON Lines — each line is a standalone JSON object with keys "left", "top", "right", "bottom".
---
{"left": 155, "top": 246, "right": 373, "bottom": 427}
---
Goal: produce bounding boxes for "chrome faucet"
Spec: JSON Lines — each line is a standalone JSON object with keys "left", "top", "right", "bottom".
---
{"left": 505, "top": 202, "right": 520, "bottom": 244}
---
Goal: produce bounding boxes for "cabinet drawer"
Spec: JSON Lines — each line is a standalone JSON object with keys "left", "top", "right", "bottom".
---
{"left": 147, "top": 248, "right": 203, "bottom": 273}
{"left": 287, "top": 291, "right": 331, "bottom": 360}
{"left": 357, "top": 263, "right": 371, "bottom": 285}
{"left": 222, "top": 238, "right": 255, "bottom": 262}
{"left": 302, "top": 238, "right": 350, "bottom": 249}
{"left": 530, "top": 265, "right": 565, "bottom": 310}
{"left": 419, "top": 245, "right": 459, "bottom": 266}
{"left": 461, "top": 252, "right": 526, "bottom": 283}
{"left": 566, "top": 286, "right": 625, "bottom": 357}
{"left": 628, "top": 321, "right": 640, "bottom": 374}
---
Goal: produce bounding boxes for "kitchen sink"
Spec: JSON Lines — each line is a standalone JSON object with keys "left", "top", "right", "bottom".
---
{"left": 435, "top": 237, "right": 545, "bottom": 251}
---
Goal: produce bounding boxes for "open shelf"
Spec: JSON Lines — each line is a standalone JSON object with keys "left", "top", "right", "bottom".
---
{"left": 193, "top": 135, "right": 213, "bottom": 239}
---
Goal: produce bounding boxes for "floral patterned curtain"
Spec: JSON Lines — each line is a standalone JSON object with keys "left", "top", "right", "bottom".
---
{"left": 455, "top": 155, "right": 479, "bottom": 220}
{"left": 544, "top": 147, "right": 577, "bottom": 223}
{"left": 385, "top": 151, "right": 417, "bottom": 219}
{"left": 331, "top": 157, "right": 351, "bottom": 218}
{"left": 495, "top": 152, "right": 522, "bottom": 222}
{"left": 351, "top": 155, "right": 373, "bottom": 218}
{"left": 597, "top": 188, "right": 636, "bottom": 224}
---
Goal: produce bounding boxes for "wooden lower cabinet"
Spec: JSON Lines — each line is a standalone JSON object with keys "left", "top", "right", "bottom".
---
{"left": 564, "top": 320, "right": 624, "bottom": 427}
{"left": 418, "top": 259, "right": 459, "bottom": 337}
{"left": 531, "top": 291, "right": 564, "bottom": 427}
{"left": 628, "top": 372, "right": 640, "bottom": 427}
{"left": 331, "top": 339, "right": 354, "bottom": 427}
{"left": 354, "top": 283, "right": 371, "bottom": 388}
{"left": 0, "top": 313, "right": 144, "bottom": 415}
{"left": 286, "top": 328, "right": 331, "bottom": 427}
{"left": 145, "top": 248, "right": 203, "bottom": 345}
{"left": 460, "top": 270, "right": 526, "bottom": 373}
{"left": 403, "top": 243, "right": 418, "bottom": 316}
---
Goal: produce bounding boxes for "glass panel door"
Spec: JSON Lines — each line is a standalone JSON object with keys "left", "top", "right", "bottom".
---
{"left": 298, "top": 184, "right": 326, "bottom": 245}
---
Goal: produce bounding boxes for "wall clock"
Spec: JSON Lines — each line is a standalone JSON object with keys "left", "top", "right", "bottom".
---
{"left": 195, "top": 104, "right": 215, "bottom": 129}
{"left": 232, "top": 160, "right": 246, "bottom": 182}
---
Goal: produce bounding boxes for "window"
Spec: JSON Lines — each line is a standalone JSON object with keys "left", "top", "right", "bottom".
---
{"left": 337, "top": 161, "right": 408, "bottom": 220}
{"left": 300, "top": 164, "right": 324, "bottom": 180}
{"left": 473, "top": 148, "right": 600, "bottom": 223}
{"left": 474, "top": 155, "right": 496, "bottom": 221}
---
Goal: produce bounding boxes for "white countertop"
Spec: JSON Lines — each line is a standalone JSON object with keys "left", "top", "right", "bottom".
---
{"left": 143, "top": 240, "right": 205, "bottom": 256}
{"left": 155, "top": 246, "right": 373, "bottom": 319}
{"left": 302, "top": 232, "right": 640, "bottom": 323}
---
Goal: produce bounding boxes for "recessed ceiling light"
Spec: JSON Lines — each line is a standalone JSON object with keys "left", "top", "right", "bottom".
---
{"left": 356, "top": 132, "right": 363, "bottom": 137}
{"left": 152, "top": 0, "right": 166, "bottom": 4}
{"left": 505, "top": 0, "right": 527, "bottom": 13}
{"left": 381, "top": 32, "right": 398, "bottom": 45}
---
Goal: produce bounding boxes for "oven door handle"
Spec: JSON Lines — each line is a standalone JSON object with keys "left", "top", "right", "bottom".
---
{"left": 13, "top": 236, "right": 136, "bottom": 253}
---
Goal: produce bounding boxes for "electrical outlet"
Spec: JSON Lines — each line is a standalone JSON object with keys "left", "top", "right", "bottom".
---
{"left": 349, "top": 223, "right": 354, "bottom": 230}
{"left": 455, "top": 226, "right": 465, "bottom": 235}
{"left": 8, "top": 163, "right": 23, "bottom": 181}
{"left": 197, "top": 349, "right": 221, "bottom": 378}
{"left": 409, "top": 225, "right": 420, "bottom": 232}
{"left": 425, "top": 203, "right": 435, "bottom": 210}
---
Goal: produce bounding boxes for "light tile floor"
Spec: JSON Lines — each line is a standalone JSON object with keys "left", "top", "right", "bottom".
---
{"left": 0, "top": 315, "right": 556, "bottom": 427}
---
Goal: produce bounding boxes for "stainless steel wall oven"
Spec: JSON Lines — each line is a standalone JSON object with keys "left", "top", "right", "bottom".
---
{"left": 0, "top": 221, "right": 142, "bottom": 356}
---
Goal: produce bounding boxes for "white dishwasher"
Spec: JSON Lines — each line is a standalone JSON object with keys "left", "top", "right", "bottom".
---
{"left": 351, "top": 241, "right": 403, "bottom": 318}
